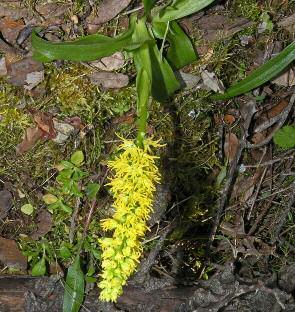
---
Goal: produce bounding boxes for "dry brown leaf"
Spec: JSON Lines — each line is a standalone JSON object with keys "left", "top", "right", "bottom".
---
{"left": 87, "top": 0, "right": 132, "bottom": 32}
{"left": 16, "top": 126, "right": 43, "bottom": 154}
{"left": 196, "top": 14, "right": 253, "bottom": 42}
{"left": 89, "top": 71, "right": 129, "bottom": 89}
{"left": 0, "top": 237, "right": 27, "bottom": 270}
{"left": 33, "top": 111, "right": 57, "bottom": 139}
{"left": 7, "top": 57, "right": 44, "bottom": 89}
{"left": 272, "top": 67, "right": 295, "bottom": 87}
{"left": 224, "top": 133, "right": 239, "bottom": 162}
{"left": 278, "top": 12, "right": 295, "bottom": 33}
{"left": 31, "top": 210, "right": 53, "bottom": 240}
{"left": 112, "top": 111, "right": 135, "bottom": 125}
{"left": 223, "top": 114, "right": 236, "bottom": 125}
{"left": 0, "top": 16, "right": 24, "bottom": 43}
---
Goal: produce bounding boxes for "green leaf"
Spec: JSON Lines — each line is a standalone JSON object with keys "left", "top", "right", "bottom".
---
{"left": 154, "top": 0, "right": 215, "bottom": 23}
{"left": 212, "top": 41, "right": 295, "bottom": 100}
{"left": 70, "top": 151, "right": 84, "bottom": 166}
{"left": 273, "top": 125, "right": 295, "bottom": 149}
{"left": 31, "top": 257, "right": 46, "bottom": 276}
{"left": 60, "top": 202, "right": 73, "bottom": 214}
{"left": 85, "top": 183, "right": 100, "bottom": 200}
{"left": 43, "top": 194, "right": 58, "bottom": 205}
{"left": 59, "top": 160, "right": 74, "bottom": 170}
{"left": 132, "top": 17, "right": 180, "bottom": 102}
{"left": 152, "top": 21, "right": 197, "bottom": 69}
{"left": 21, "top": 203, "right": 34, "bottom": 215}
{"left": 60, "top": 245, "right": 72, "bottom": 259}
{"left": 63, "top": 256, "right": 84, "bottom": 312}
{"left": 143, "top": 0, "right": 156, "bottom": 14}
{"left": 32, "top": 17, "right": 142, "bottom": 62}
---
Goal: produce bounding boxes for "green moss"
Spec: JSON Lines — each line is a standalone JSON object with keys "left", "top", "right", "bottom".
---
{"left": 232, "top": 0, "right": 261, "bottom": 21}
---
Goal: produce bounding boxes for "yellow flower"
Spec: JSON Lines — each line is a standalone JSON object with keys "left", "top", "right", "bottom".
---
{"left": 98, "top": 138, "right": 162, "bottom": 302}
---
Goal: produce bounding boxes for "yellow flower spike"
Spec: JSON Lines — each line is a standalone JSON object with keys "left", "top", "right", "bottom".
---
{"left": 98, "top": 138, "right": 162, "bottom": 302}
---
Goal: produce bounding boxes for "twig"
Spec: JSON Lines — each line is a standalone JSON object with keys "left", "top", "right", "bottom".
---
{"left": 206, "top": 100, "right": 257, "bottom": 257}
{"left": 243, "top": 155, "right": 294, "bottom": 168}
{"left": 247, "top": 93, "right": 295, "bottom": 149}
{"left": 69, "top": 197, "right": 81, "bottom": 244}
{"left": 82, "top": 199, "right": 97, "bottom": 241}
{"left": 272, "top": 182, "right": 295, "bottom": 243}
{"left": 247, "top": 166, "right": 268, "bottom": 220}
{"left": 132, "top": 222, "right": 176, "bottom": 283}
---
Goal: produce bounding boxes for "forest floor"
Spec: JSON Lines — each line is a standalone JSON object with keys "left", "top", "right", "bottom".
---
{"left": 0, "top": 0, "right": 294, "bottom": 311}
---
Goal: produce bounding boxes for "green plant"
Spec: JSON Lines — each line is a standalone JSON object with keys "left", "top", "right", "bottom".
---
{"left": 31, "top": 0, "right": 216, "bottom": 304}
{"left": 21, "top": 150, "right": 101, "bottom": 312}
{"left": 273, "top": 125, "right": 295, "bottom": 149}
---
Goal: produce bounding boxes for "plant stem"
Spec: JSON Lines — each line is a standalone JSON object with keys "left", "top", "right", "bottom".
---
{"left": 136, "top": 98, "right": 149, "bottom": 148}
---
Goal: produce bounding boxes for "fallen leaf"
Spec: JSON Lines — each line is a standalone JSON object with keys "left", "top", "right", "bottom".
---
{"left": 16, "top": 126, "right": 43, "bottom": 154}
{"left": 175, "top": 71, "right": 201, "bottom": 90}
{"left": 0, "top": 237, "right": 27, "bottom": 270}
{"left": 272, "top": 67, "right": 295, "bottom": 87}
{"left": 201, "top": 70, "right": 225, "bottom": 92}
{"left": 7, "top": 57, "right": 44, "bottom": 89}
{"left": 31, "top": 210, "right": 53, "bottom": 240}
{"left": 33, "top": 111, "right": 57, "bottom": 139}
{"left": 223, "top": 114, "right": 236, "bottom": 125}
{"left": 111, "top": 111, "right": 135, "bottom": 125}
{"left": 89, "top": 71, "right": 129, "bottom": 89}
{"left": 24, "top": 70, "right": 45, "bottom": 90}
{"left": 90, "top": 52, "right": 125, "bottom": 71}
{"left": 224, "top": 133, "right": 239, "bottom": 162}
{"left": 278, "top": 12, "right": 295, "bottom": 33}
{"left": 196, "top": 14, "right": 253, "bottom": 42}
{"left": 20, "top": 203, "right": 34, "bottom": 215}
{"left": 0, "top": 16, "right": 24, "bottom": 43}
{"left": 0, "top": 190, "right": 13, "bottom": 219}
{"left": 87, "top": 0, "right": 132, "bottom": 32}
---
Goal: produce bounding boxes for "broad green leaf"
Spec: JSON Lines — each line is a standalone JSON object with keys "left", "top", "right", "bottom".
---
{"left": 132, "top": 18, "right": 179, "bottom": 102}
{"left": 85, "top": 183, "right": 100, "bottom": 200}
{"left": 59, "top": 160, "right": 74, "bottom": 170}
{"left": 32, "top": 256, "right": 46, "bottom": 276}
{"left": 274, "top": 125, "right": 295, "bottom": 149}
{"left": 32, "top": 17, "right": 142, "bottom": 62}
{"left": 21, "top": 203, "right": 34, "bottom": 215}
{"left": 149, "top": 43, "right": 180, "bottom": 101}
{"left": 60, "top": 202, "right": 73, "bottom": 214}
{"left": 143, "top": 0, "right": 156, "bottom": 14}
{"left": 63, "top": 256, "right": 84, "bottom": 312}
{"left": 154, "top": 0, "right": 215, "bottom": 23}
{"left": 152, "top": 21, "right": 197, "bottom": 69}
{"left": 43, "top": 194, "right": 58, "bottom": 205}
{"left": 60, "top": 245, "right": 72, "bottom": 259}
{"left": 212, "top": 41, "right": 295, "bottom": 100}
{"left": 70, "top": 151, "right": 84, "bottom": 166}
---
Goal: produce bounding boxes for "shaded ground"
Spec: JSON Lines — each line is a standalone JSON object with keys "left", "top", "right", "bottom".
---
{"left": 0, "top": 0, "right": 295, "bottom": 311}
